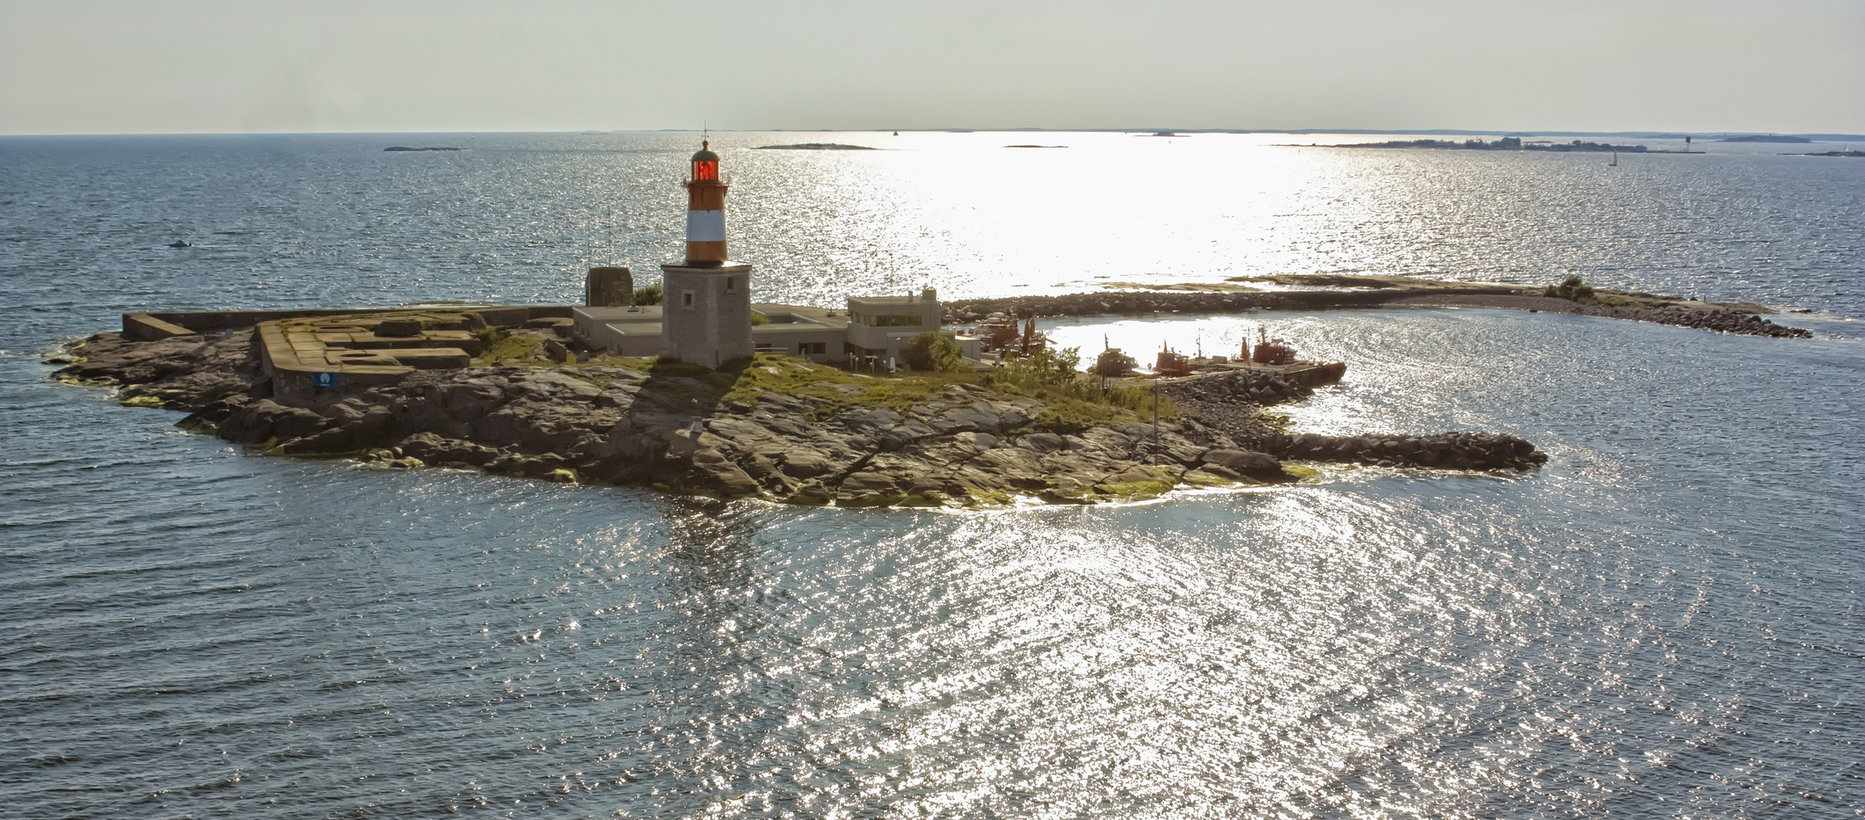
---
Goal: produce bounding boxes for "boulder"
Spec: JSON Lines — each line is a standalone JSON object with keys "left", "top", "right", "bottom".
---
{"left": 837, "top": 469, "right": 907, "bottom": 506}
{"left": 772, "top": 448, "right": 832, "bottom": 479}
{"left": 217, "top": 399, "right": 327, "bottom": 445}
{"left": 688, "top": 448, "right": 761, "bottom": 496}
{"left": 1200, "top": 448, "right": 1285, "bottom": 480}
{"left": 1016, "top": 432, "right": 1066, "bottom": 453}
{"left": 930, "top": 402, "right": 1004, "bottom": 434}
{"left": 397, "top": 432, "right": 499, "bottom": 467}
{"left": 487, "top": 452, "right": 568, "bottom": 479}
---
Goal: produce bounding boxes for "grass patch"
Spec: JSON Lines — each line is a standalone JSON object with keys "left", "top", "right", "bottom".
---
{"left": 710, "top": 354, "right": 978, "bottom": 413}
{"left": 474, "top": 335, "right": 544, "bottom": 365}
{"left": 616, "top": 351, "right": 1175, "bottom": 436}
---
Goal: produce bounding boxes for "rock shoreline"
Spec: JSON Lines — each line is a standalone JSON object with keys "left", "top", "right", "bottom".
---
{"left": 49, "top": 306, "right": 1547, "bottom": 507}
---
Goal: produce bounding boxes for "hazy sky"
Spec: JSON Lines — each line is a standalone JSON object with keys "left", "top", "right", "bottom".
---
{"left": 2, "top": 0, "right": 1860, "bottom": 135}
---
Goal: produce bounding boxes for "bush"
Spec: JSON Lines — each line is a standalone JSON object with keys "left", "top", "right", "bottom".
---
{"left": 902, "top": 331, "right": 966, "bottom": 372}
{"left": 1544, "top": 275, "right": 1595, "bottom": 302}
{"left": 634, "top": 283, "right": 663, "bottom": 305}
{"left": 985, "top": 346, "right": 1170, "bottom": 421}
{"left": 989, "top": 346, "right": 1081, "bottom": 390}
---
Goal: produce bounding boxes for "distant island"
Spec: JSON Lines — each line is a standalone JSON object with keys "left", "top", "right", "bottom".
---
{"left": 1795, "top": 150, "right": 1863, "bottom": 158}
{"left": 383, "top": 146, "right": 464, "bottom": 152}
{"left": 1327, "top": 137, "right": 1648, "bottom": 153}
{"left": 1720, "top": 135, "right": 1812, "bottom": 143}
{"left": 754, "top": 143, "right": 877, "bottom": 151}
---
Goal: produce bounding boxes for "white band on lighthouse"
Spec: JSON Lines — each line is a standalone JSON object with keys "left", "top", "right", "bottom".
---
{"left": 686, "top": 210, "right": 725, "bottom": 242}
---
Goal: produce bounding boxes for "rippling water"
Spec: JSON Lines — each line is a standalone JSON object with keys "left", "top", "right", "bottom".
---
{"left": 2, "top": 132, "right": 1861, "bottom": 817}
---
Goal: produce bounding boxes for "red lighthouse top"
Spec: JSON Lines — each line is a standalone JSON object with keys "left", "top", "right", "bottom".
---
{"left": 691, "top": 140, "right": 720, "bottom": 182}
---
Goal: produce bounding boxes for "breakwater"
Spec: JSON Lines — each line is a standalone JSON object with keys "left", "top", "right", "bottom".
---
{"left": 1157, "top": 368, "right": 1546, "bottom": 471}
{"left": 946, "top": 281, "right": 1813, "bottom": 338}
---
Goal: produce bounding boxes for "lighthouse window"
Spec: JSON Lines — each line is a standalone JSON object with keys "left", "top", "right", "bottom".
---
{"left": 726, "top": 277, "right": 736, "bottom": 293}
{"left": 694, "top": 161, "right": 718, "bottom": 181}
{"left": 681, "top": 291, "right": 694, "bottom": 309}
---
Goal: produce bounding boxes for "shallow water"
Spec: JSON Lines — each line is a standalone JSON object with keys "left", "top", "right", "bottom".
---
{"left": 1, "top": 132, "right": 1860, "bottom": 817}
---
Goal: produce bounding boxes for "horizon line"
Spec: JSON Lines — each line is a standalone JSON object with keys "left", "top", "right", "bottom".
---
{"left": 5, "top": 127, "right": 1864, "bottom": 140}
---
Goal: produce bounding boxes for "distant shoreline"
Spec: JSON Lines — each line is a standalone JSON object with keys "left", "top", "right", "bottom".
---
{"left": 753, "top": 143, "right": 877, "bottom": 151}
{"left": 1311, "top": 137, "right": 1651, "bottom": 153}
{"left": 7, "top": 128, "right": 1864, "bottom": 142}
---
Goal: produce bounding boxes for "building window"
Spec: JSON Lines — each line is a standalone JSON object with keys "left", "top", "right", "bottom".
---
{"left": 682, "top": 291, "right": 695, "bottom": 309}
{"left": 799, "top": 342, "right": 826, "bottom": 355}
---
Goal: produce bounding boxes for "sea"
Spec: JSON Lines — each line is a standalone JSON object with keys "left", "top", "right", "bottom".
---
{"left": 1, "top": 131, "right": 1860, "bottom": 818}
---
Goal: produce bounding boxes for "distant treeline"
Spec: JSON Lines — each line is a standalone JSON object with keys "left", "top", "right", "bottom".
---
{"left": 1344, "top": 137, "right": 1646, "bottom": 153}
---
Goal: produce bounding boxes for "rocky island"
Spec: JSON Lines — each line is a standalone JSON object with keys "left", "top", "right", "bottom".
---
{"left": 48, "top": 289, "right": 1584, "bottom": 508}
{"left": 50, "top": 277, "right": 1810, "bottom": 507}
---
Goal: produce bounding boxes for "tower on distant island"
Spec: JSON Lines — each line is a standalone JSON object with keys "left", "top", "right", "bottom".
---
{"left": 660, "top": 140, "right": 753, "bottom": 368}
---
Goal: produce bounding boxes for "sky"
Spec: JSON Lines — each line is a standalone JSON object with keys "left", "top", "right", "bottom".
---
{"left": 2, "top": 0, "right": 1861, "bottom": 136}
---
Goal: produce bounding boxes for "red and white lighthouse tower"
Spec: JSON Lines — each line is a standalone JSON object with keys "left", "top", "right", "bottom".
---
{"left": 684, "top": 140, "right": 729, "bottom": 265}
{"left": 660, "top": 139, "right": 753, "bottom": 367}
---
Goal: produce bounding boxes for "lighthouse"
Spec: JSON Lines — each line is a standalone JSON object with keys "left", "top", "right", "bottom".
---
{"left": 660, "top": 140, "right": 753, "bottom": 367}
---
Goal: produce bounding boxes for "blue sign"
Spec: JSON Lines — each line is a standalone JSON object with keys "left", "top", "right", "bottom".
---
{"left": 312, "top": 371, "right": 337, "bottom": 389}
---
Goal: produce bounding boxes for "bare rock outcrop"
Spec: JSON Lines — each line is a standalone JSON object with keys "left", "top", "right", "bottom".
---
{"left": 50, "top": 323, "right": 1547, "bottom": 507}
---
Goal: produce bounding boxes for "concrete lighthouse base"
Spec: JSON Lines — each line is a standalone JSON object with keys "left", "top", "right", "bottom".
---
{"left": 660, "top": 262, "right": 754, "bottom": 368}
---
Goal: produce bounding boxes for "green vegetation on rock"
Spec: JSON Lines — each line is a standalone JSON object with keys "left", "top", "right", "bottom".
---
{"left": 712, "top": 354, "right": 973, "bottom": 413}
{"left": 902, "top": 331, "right": 966, "bottom": 372}
{"left": 987, "top": 347, "right": 1169, "bottom": 423}
{"left": 475, "top": 334, "right": 545, "bottom": 365}
{"left": 1544, "top": 275, "right": 1596, "bottom": 302}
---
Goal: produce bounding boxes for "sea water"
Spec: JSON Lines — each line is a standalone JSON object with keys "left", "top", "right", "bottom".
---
{"left": 1, "top": 132, "right": 1860, "bottom": 817}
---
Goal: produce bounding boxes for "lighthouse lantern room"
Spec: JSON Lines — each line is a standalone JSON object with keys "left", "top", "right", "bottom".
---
{"left": 684, "top": 141, "right": 728, "bottom": 265}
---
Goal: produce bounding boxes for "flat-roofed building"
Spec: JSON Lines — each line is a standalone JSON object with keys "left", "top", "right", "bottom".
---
{"left": 572, "top": 289, "right": 977, "bottom": 368}
{"left": 845, "top": 288, "right": 944, "bottom": 364}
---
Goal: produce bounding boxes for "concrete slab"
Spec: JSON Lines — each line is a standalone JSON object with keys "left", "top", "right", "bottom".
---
{"left": 389, "top": 348, "right": 473, "bottom": 369}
